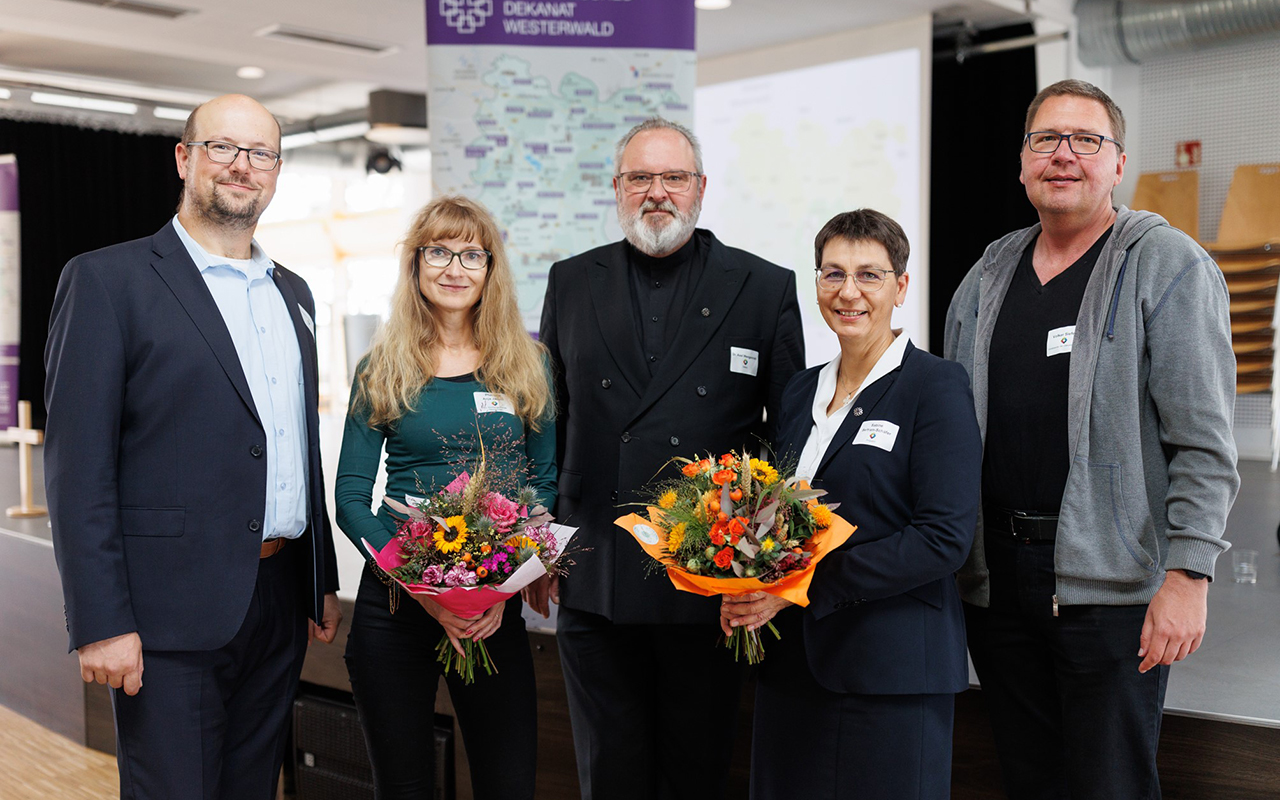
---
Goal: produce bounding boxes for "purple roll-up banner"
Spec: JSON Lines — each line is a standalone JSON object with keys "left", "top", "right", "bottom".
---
{"left": 426, "top": 0, "right": 696, "bottom": 332}
{"left": 0, "top": 155, "right": 19, "bottom": 429}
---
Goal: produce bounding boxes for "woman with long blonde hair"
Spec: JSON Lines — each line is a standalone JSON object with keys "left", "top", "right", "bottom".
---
{"left": 335, "top": 195, "right": 554, "bottom": 799}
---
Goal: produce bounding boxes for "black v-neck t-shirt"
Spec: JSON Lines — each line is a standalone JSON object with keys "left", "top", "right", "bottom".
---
{"left": 982, "top": 227, "right": 1113, "bottom": 513}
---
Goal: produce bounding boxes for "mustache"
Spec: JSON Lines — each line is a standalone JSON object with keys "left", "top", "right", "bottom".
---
{"left": 640, "top": 199, "right": 680, "bottom": 215}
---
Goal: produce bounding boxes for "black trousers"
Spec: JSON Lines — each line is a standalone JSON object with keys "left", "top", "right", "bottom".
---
{"left": 965, "top": 532, "right": 1169, "bottom": 800}
{"left": 344, "top": 564, "right": 537, "bottom": 800}
{"left": 111, "top": 543, "right": 308, "bottom": 800}
{"left": 556, "top": 605, "right": 743, "bottom": 800}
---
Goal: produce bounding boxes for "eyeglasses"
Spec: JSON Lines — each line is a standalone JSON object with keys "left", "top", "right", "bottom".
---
{"left": 816, "top": 266, "right": 896, "bottom": 291}
{"left": 1025, "top": 131, "right": 1122, "bottom": 155}
{"left": 186, "top": 141, "right": 282, "bottom": 171}
{"left": 418, "top": 246, "right": 492, "bottom": 270}
{"left": 616, "top": 171, "right": 702, "bottom": 194}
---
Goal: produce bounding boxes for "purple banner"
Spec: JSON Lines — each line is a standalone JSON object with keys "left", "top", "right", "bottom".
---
{"left": 427, "top": 0, "right": 695, "bottom": 50}
{"left": 0, "top": 156, "right": 17, "bottom": 429}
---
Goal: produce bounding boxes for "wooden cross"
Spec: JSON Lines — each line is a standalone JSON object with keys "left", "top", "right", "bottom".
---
{"left": 5, "top": 400, "right": 47, "bottom": 518}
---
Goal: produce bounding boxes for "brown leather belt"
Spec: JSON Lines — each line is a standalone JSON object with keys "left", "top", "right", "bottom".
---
{"left": 260, "top": 538, "right": 288, "bottom": 559}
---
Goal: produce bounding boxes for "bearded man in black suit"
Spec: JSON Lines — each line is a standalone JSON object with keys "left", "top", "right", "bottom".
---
{"left": 534, "top": 117, "right": 805, "bottom": 800}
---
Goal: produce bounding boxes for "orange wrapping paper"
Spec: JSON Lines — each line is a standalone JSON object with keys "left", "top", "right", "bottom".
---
{"left": 614, "top": 507, "right": 856, "bottom": 607}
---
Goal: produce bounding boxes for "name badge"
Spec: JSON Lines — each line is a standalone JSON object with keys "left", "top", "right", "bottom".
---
{"left": 729, "top": 347, "right": 759, "bottom": 377}
{"left": 298, "top": 305, "right": 315, "bottom": 338}
{"left": 473, "top": 392, "right": 515, "bottom": 415}
{"left": 852, "top": 420, "right": 900, "bottom": 452}
{"left": 1046, "top": 325, "right": 1075, "bottom": 357}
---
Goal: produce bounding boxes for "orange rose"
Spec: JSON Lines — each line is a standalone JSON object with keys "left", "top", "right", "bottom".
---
{"left": 713, "top": 547, "right": 734, "bottom": 569}
{"left": 712, "top": 469, "right": 736, "bottom": 486}
{"left": 682, "top": 463, "right": 700, "bottom": 477}
{"left": 728, "top": 517, "right": 747, "bottom": 537}
{"left": 719, "top": 453, "right": 737, "bottom": 466}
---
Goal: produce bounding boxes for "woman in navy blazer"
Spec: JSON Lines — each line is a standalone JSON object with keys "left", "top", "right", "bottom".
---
{"left": 723, "top": 210, "right": 981, "bottom": 800}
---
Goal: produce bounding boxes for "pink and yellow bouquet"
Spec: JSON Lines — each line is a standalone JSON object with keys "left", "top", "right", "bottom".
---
{"left": 365, "top": 453, "right": 575, "bottom": 683}
{"left": 616, "top": 450, "right": 855, "bottom": 663}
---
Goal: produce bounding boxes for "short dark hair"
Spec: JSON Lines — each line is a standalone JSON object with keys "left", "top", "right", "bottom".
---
{"left": 1024, "top": 79, "right": 1125, "bottom": 151}
{"left": 814, "top": 209, "right": 910, "bottom": 276}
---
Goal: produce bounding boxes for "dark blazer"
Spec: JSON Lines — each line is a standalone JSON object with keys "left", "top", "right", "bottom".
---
{"left": 539, "top": 230, "right": 805, "bottom": 624}
{"left": 772, "top": 341, "right": 980, "bottom": 695}
{"left": 44, "top": 221, "right": 339, "bottom": 653}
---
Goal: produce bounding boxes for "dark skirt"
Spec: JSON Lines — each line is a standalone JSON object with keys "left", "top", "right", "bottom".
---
{"left": 750, "top": 608, "right": 955, "bottom": 800}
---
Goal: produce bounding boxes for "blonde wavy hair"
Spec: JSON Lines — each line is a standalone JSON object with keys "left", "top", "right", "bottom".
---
{"left": 355, "top": 195, "right": 551, "bottom": 430}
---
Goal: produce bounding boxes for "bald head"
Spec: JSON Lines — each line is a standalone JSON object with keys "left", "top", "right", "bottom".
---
{"left": 181, "top": 94, "right": 282, "bottom": 151}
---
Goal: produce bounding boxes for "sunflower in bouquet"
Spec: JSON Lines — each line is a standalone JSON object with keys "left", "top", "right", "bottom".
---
{"left": 616, "top": 450, "right": 855, "bottom": 663}
{"left": 366, "top": 444, "right": 576, "bottom": 683}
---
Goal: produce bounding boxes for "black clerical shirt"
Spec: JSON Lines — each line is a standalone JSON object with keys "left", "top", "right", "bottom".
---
{"left": 626, "top": 232, "right": 704, "bottom": 377}
{"left": 982, "top": 227, "right": 1112, "bottom": 514}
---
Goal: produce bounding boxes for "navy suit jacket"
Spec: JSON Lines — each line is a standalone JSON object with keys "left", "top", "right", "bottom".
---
{"left": 44, "top": 222, "right": 339, "bottom": 653}
{"left": 773, "top": 341, "right": 981, "bottom": 695}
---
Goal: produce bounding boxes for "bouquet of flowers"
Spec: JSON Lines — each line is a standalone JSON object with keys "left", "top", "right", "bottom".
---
{"left": 615, "top": 450, "right": 855, "bottom": 663}
{"left": 365, "top": 446, "right": 575, "bottom": 684}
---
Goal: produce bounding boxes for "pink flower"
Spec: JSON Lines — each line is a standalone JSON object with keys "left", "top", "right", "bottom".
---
{"left": 408, "top": 519, "right": 431, "bottom": 539}
{"left": 442, "top": 471, "right": 470, "bottom": 494}
{"left": 422, "top": 564, "right": 444, "bottom": 585}
{"left": 443, "top": 564, "right": 477, "bottom": 587}
{"left": 484, "top": 492, "right": 520, "bottom": 532}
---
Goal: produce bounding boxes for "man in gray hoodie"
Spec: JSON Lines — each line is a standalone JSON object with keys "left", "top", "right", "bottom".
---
{"left": 944, "top": 80, "right": 1238, "bottom": 799}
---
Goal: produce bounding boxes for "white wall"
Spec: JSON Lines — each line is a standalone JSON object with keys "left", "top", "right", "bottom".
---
{"left": 696, "top": 14, "right": 933, "bottom": 352}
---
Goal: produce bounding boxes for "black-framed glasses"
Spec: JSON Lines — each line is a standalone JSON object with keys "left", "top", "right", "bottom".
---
{"left": 418, "top": 246, "right": 492, "bottom": 270}
{"left": 1025, "top": 131, "right": 1122, "bottom": 155}
{"left": 616, "top": 171, "right": 702, "bottom": 194}
{"left": 187, "top": 140, "right": 282, "bottom": 171}
{"left": 816, "top": 265, "right": 896, "bottom": 291}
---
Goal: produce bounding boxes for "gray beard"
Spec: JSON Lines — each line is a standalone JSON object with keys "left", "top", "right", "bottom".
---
{"left": 618, "top": 196, "right": 700, "bottom": 257}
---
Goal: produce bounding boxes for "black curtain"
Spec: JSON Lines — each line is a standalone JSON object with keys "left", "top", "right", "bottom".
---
{"left": 928, "top": 23, "right": 1042, "bottom": 355}
{"left": 0, "top": 118, "right": 184, "bottom": 424}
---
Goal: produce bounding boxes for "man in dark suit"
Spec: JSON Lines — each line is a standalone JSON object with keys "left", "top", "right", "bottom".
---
{"left": 535, "top": 117, "right": 805, "bottom": 800}
{"left": 44, "top": 94, "right": 341, "bottom": 800}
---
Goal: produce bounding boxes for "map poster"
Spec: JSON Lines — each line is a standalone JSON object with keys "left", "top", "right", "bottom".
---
{"left": 0, "top": 156, "right": 18, "bottom": 428}
{"left": 426, "top": 0, "right": 696, "bottom": 330}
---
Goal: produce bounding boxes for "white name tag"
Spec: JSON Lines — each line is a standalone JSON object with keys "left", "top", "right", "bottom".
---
{"left": 1046, "top": 325, "right": 1075, "bottom": 357}
{"left": 729, "top": 347, "right": 759, "bottom": 377}
{"left": 852, "top": 420, "right": 900, "bottom": 452}
{"left": 474, "top": 392, "right": 515, "bottom": 415}
{"left": 298, "top": 305, "right": 315, "bottom": 337}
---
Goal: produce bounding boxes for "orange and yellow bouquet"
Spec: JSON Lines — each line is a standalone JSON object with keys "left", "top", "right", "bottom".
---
{"left": 615, "top": 450, "right": 855, "bottom": 663}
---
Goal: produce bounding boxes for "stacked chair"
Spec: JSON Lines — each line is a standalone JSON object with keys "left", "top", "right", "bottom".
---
{"left": 1198, "top": 164, "right": 1280, "bottom": 399}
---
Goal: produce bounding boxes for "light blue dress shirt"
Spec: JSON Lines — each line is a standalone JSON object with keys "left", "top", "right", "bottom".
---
{"left": 172, "top": 216, "right": 309, "bottom": 541}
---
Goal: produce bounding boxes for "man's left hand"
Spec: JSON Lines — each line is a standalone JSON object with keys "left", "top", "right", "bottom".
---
{"left": 1138, "top": 570, "right": 1208, "bottom": 673}
{"left": 309, "top": 593, "right": 342, "bottom": 644}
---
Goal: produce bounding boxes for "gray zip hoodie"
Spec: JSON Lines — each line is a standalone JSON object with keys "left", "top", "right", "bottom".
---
{"left": 944, "top": 206, "right": 1239, "bottom": 608}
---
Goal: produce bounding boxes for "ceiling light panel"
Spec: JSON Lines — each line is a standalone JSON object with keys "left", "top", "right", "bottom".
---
{"left": 56, "top": 0, "right": 194, "bottom": 19}
{"left": 255, "top": 24, "right": 398, "bottom": 57}
{"left": 31, "top": 92, "right": 138, "bottom": 115}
